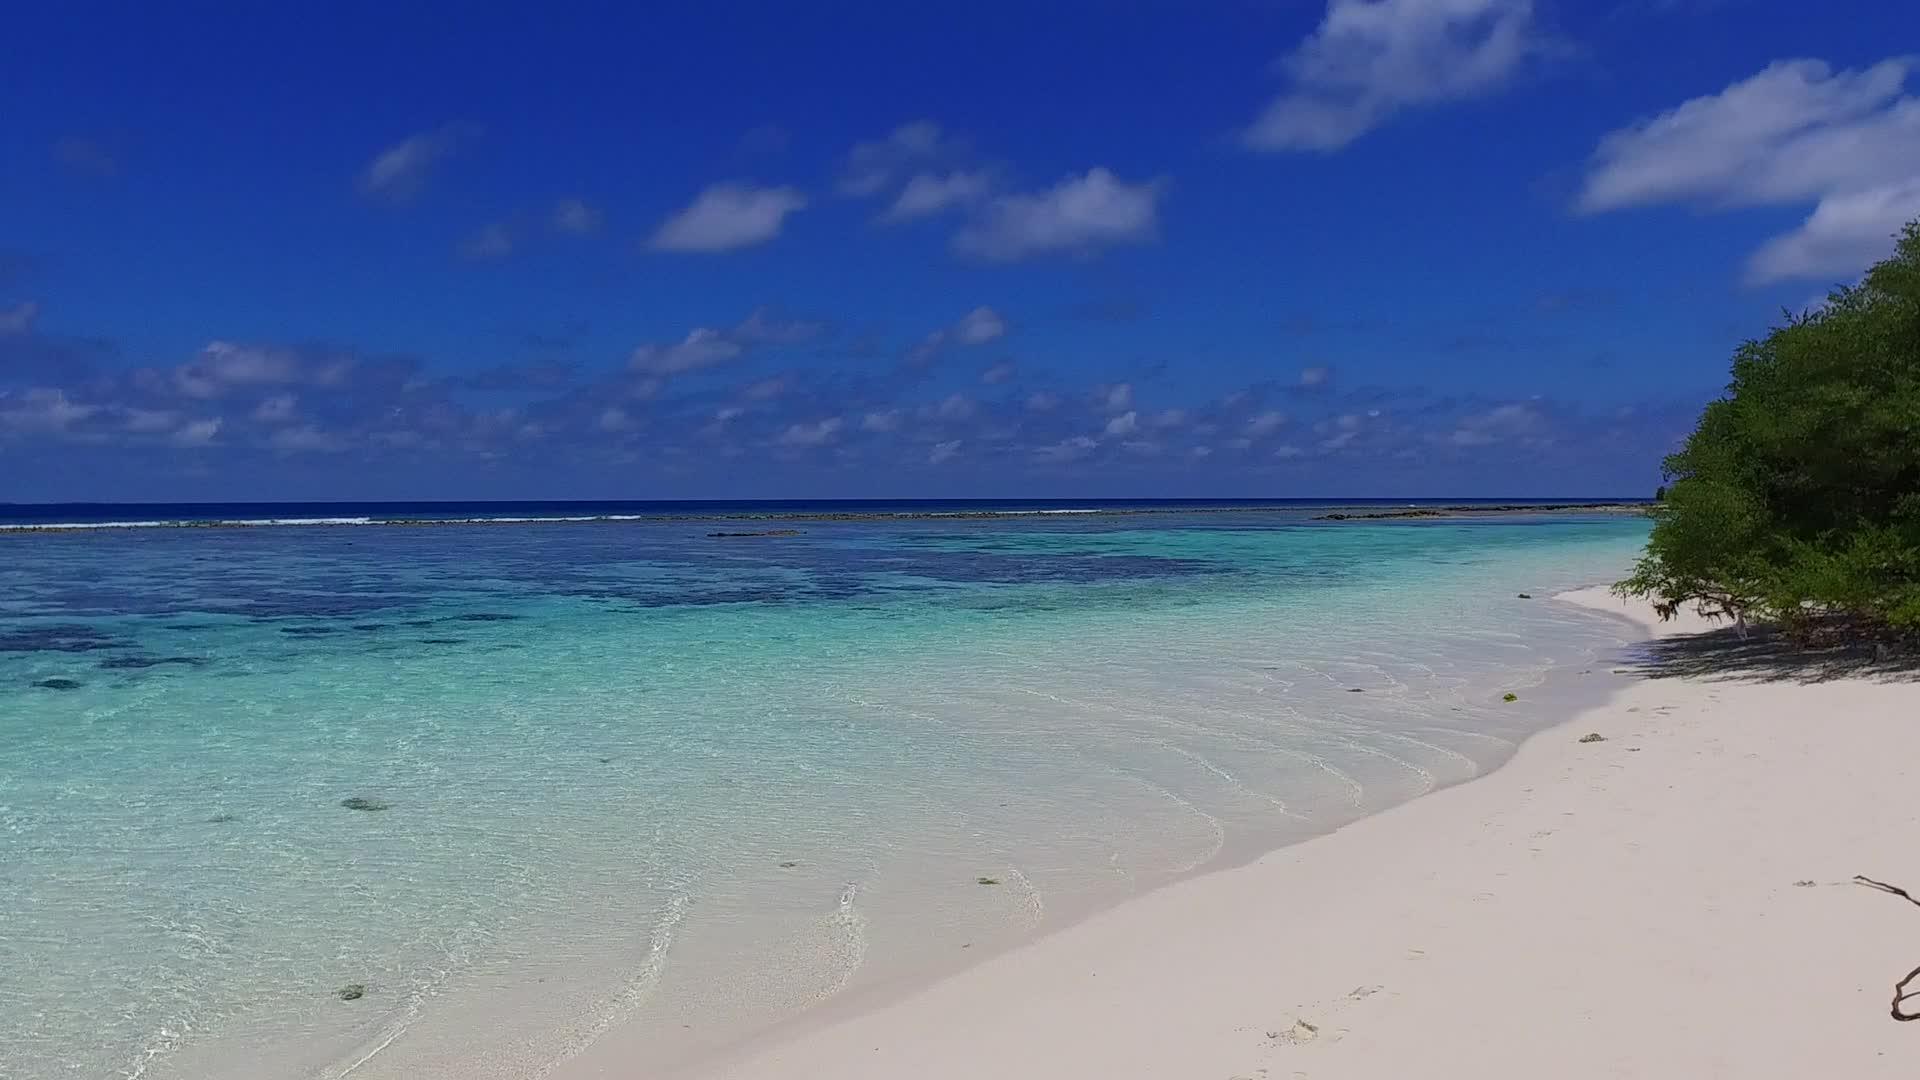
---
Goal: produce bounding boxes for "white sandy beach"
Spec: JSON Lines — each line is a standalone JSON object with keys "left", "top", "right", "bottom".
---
{"left": 558, "top": 589, "right": 1920, "bottom": 1079}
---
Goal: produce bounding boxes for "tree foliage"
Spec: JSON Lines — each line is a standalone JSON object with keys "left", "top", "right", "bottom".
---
{"left": 1618, "top": 221, "right": 1920, "bottom": 632}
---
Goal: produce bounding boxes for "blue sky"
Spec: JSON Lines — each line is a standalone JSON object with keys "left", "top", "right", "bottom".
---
{"left": 3, "top": 0, "right": 1917, "bottom": 501}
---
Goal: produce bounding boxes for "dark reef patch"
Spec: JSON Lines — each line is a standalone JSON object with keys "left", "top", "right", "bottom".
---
{"left": 98, "top": 655, "right": 209, "bottom": 670}
{"left": 0, "top": 624, "right": 125, "bottom": 654}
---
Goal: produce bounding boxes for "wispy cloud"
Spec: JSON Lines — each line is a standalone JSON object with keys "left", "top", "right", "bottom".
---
{"left": 650, "top": 183, "right": 807, "bottom": 252}
{"left": 551, "top": 198, "right": 604, "bottom": 235}
{"left": 52, "top": 135, "right": 120, "bottom": 177}
{"left": 953, "top": 169, "right": 1164, "bottom": 261}
{"left": 459, "top": 223, "right": 516, "bottom": 261}
{"left": 0, "top": 300, "right": 39, "bottom": 335}
{"left": 358, "top": 124, "right": 472, "bottom": 203}
{"left": 906, "top": 306, "right": 1009, "bottom": 366}
{"left": 777, "top": 416, "right": 843, "bottom": 447}
{"left": 628, "top": 310, "right": 823, "bottom": 376}
{"left": 1245, "top": 0, "right": 1540, "bottom": 152}
{"left": 1578, "top": 57, "right": 1920, "bottom": 283}
{"left": 838, "top": 121, "right": 958, "bottom": 197}
{"left": 881, "top": 170, "right": 995, "bottom": 222}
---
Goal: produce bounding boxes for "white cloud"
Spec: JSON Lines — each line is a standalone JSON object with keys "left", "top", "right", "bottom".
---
{"left": 778, "top": 417, "right": 843, "bottom": 447}
{"left": 981, "top": 360, "right": 1016, "bottom": 384}
{"left": 359, "top": 125, "right": 469, "bottom": 202}
{"left": 1101, "top": 383, "right": 1133, "bottom": 412}
{"left": 882, "top": 170, "right": 995, "bottom": 222}
{"left": 742, "top": 376, "right": 787, "bottom": 400}
{"left": 839, "top": 121, "right": 953, "bottom": 197}
{"left": 862, "top": 409, "right": 902, "bottom": 432}
{"left": 627, "top": 311, "right": 820, "bottom": 376}
{"left": 908, "top": 305, "right": 1008, "bottom": 364}
{"left": 269, "top": 424, "right": 346, "bottom": 453}
{"left": 1247, "top": 410, "right": 1289, "bottom": 436}
{"left": 170, "top": 418, "right": 222, "bottom": 447}
{"left": 122, "top": 407, "right": 178, "bottom": 434}
{"left": 252, "top": 394, "right": 297, "bottom": 423}
{"left": 0, "top": 388, "right": 97, "bottom": 434}
{"left": 928, "top": 439, "right": 962, "bottom": 465}
{"left": 1299, "top": 365, "right": 1331, "bottom": 387}
{"left": 459, "top": 223, "right": 515, "bottom": 261}
{"left": 628, "top": 328, "right": 744, "bottom": 375}
{"left": 1748, "top": 179, "right": 1920, "bottom": 284}
{"left": 598, "top": 407, "right": 634, "bottom": 432}
{"left": 732, "top": 308, "right": 826, "bottom": 344}
{"left": 0, "top": 300, "right": 38, "bottom": 335}
{"left": 1034, "top": 435, "right": 1098, "bottom": 463}
{"left": 1448, "top": 402, "right": 1542, "bottom": 446}
{"left": 952, "top": 305, "right": 1007, "bottom": 345}
{"left": 1580, "top": 57, "right": 1920, "bottom": 282}
{"left": 1025, "top": 391, "right": 1060, "bottom": 412}
{"left": 552, "top": 198, "right": 604, "bottom": 235}
{"left": 1245, "top": 0, "right": 1539, "bottom": 152}
{"left": 173, "top": 342, "right": 305, "bottom": 398}
{"left": 1273, "top": 444, "right": 1306, "bottom": 459}
{"left": 953, "top": 168, "right": 1163, "bottom": 261}
{"left": 650, "top": 184, "right": 807, "bottom": 252}
{"left": 1579, "top": 59, "right": 1919, "bottom": 213}
{"left": 1104, "top": 410, "right": 1139, "bottom": 437}
{"left": 933, "top": 393, "right": 975, "bottom": 420}
{"left": 1151, "top": 408, "right": 1188, "bottom": 428}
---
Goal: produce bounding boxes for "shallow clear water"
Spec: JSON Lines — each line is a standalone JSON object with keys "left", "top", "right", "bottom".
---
{"left": 0, "top": 511, "right": 1649, "bottom": 1079}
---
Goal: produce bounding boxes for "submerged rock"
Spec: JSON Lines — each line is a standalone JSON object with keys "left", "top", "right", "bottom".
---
{"left": 336, "top": 983, "right": 366, "bottom": 1001}
{"left": 339, "top": 797, "right": 390, "bottom": 812}
{"left": 452, "top": 612, "right": 519, "bottom": 622}
{"left": 33, "top": 677, "right": 83, "bottom": 690}
{"left": 707, "top": 529, "right": 803, "bottom": 538}
{"left": 418, "top": 638, "right": 467, "bottom": 645}
{"left": 1517, "top": 592, "right": 1533, "bottom": 599}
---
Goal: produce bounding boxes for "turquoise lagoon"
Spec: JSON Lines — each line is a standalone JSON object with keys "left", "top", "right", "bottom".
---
{"left": 0, "top": 509, "right": 1650, "bottom": 1079}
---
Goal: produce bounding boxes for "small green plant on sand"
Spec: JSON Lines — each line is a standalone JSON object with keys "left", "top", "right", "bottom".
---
{"left": 976, "top": 876, "right": 1002, "bottom": 886}
{"left": 1501, "top": 692, "right": 1517, "bottom": 702}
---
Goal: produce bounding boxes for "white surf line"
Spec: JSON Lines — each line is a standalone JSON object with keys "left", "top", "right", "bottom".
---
{"left": 1004, "top": 866, "right": 1045, "bottom": 927}
{"left": 809, "top": 880, "right": 873, "bottom": 1002}
{"left": 1365, "top": 729, "right": 1485, "bottom": 777}
{"left": 331, "top": 997, "right": 423, "bottom": 1080}
{"left": 1068, "top": 755, "right": 1227, "bottom": 875}
{"left": 1151, "top": 739, "right": 1302, "bottom": 821}
{"left": 329, "top": 919, "right": 501, "bottom": 1080}
{"left": 1318, "top": 734, "right": 1440, "bottom": 793}
{"left": 529, "top": 891, "right": 692, "bottom": 1079}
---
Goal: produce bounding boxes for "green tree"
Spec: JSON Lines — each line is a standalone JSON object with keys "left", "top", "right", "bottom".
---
{"left": 1618, "top": 221, "right": 1920, "bottom": 633}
